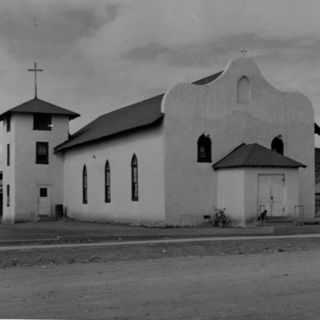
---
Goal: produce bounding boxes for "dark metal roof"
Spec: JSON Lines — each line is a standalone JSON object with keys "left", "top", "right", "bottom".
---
{"left": 55, "top": 94, "right": 164, "bottom": 152}
{"left": 193, "top": 71, "right": 223, "bottom": 85}
{"left": 0, "top": 97, "right": 80, "bottom": 120}
{"left": 55, "top": 71, "right": 223, "bottom": 153}
{"left": 213, "top": 143, "right": 306, "bottom": 170}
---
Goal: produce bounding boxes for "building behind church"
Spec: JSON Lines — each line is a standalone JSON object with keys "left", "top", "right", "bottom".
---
{"left": 0, "top": 57, "right": 315, "bottom": 226}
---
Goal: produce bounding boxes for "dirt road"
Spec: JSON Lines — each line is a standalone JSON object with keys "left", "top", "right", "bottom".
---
{"left": 1, "top": 249, "right": 320, "bottom": 319}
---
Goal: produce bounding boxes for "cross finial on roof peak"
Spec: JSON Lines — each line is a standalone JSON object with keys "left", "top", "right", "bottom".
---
{"left": 28, "top": 61, "right": 44, "bottom": 98}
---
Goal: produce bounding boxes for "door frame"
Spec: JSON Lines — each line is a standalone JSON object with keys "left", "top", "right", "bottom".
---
{"left": 257, "top": 173, "right": 286, "bottom": 217}
{"left": 37, "top": 184, "right": 52, "bottom": 217}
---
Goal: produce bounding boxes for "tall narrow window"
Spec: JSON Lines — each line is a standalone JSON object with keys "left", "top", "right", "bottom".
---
{"left": 6, "top": 115, "right": 11, "bottom": 132}
{"left": 237, "top": 76, "right": 250, "bottom": 104}
{"left": 6, "top": 144, "right": 10, "bottom": 166}
{"left": 131, "top": 154, "right": 138, "bottom": 201}
{"left": 82, "top": 165, "right": 88, "bottom": 204}
{"left": 36, "top": 142, "right": 49, "bottom": 164}
{"left": 105, "top": 160, "right": 111, "bottom": 203}
{"left": 6, "top": 184, "right": 10, "bottom": 207}
{"left": 197, "top": 134, "right": 212, "bottom": 162}
{"left": 271, "top": 136, "right": 284, "bottom": 155}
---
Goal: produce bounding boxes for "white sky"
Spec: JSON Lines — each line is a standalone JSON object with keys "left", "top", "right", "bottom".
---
{"left": 0, "top": 0, "right": 320, "bottom": 144}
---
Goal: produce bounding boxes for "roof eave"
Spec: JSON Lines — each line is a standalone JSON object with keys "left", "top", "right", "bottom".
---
{"left": 55, "top": 114, "right": 164, "bottom": 153}
{"left": 213, "top": 164, "right": 306, "bottom": 170}
{"left": 0, "top": 110, "right": 80, "bottom": 121}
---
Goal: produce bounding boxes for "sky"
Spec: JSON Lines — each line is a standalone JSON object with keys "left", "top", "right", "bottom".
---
{"left": 0, "top": 0, "right": 320, "bottom": 140}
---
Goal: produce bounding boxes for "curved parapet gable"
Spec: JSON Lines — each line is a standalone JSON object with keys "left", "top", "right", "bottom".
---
{"left": 162, "top": 56, "right": 314, "bottom": 224}
{"left": 162, "top": 56, "right": 314, "bottom": 120}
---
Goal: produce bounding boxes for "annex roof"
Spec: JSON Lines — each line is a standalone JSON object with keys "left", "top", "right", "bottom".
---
{"left": 213, "top": 143, "right": 306, "bottom": 170}
{"left": 55, "top": 71, "right": 223, "bottom": 152}
{"left": 0, "top": 97, "right": 80, "bottom": 121}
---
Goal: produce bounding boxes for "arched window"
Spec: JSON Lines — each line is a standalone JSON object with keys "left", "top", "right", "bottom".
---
{"left": 131, "top": 154, "right": 139, "bottom": 201}
{"left": 197, "top": 134, "right": 212, "bottom": 162}
{"left": 271, "top": 136, "right": 284, "bottom": 155}
{"left": 237, "top": 76, "right": 250, "bottom": 104}
{"left": 105, "top": 160, "right": 111, "bottom": 203}
{"left": 82, "top": 165, "right": 88, "bottom": 204}
{"left": 6, "top": 184, "right": 10, "bottom": 207}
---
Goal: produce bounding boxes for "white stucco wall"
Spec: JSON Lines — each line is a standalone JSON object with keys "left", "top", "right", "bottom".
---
{"left": 216, "top": 169, "right": 245, "bottom": 225}
{"left": 2, "top": 114, "right": 69, "bottom": 222}
{"left": 163, "top": 57, "right": 314, "bottom": 225}
{"left": 1, "top": 116, "right": 15, "bottom": 223}
{"left": 216, "top": 168, "right": 300, "bottom": 225}
{"left": 62, "top": 125, "right": 165, "bottom": 224}
{"left": 244, "top": 168, "right": 299, "bottom": 223}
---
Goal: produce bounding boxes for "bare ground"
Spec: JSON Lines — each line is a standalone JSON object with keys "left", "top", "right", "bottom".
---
{"left": 2, "top": 237, "right": 320, "bottom": 268}
{"left": 1, "top": 248, "right": 320, "bottom": 319}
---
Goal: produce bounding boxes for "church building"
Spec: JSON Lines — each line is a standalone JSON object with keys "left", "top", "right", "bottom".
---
{"left": 0, "top": 56, "right": 315, "bottom": 226}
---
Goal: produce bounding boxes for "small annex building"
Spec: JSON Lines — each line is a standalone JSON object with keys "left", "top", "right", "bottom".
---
{"left": 214, "top": 143, "right": 306, "bottom": 224}
{"left": 0, "top": 56, "right": 315, "bottom": 226}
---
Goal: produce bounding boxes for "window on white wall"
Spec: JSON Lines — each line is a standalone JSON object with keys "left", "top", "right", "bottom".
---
{"left": 237, "top": 76, "right": 251, "bottom": 104}
{"left": 197, "top": 134, "right": 212, "bottom": 163}
{"left": 82, "top": 165, "right": 88, "bottom": 204}
{"left": 131, "top": 154, "right": 139, "bottom": 201}
{"left": 6, "top": 144, "right": 10, "bottom": 166}
{"left": 6, "top": 184, "right": 10, "bottom": 207}
{"left": 6, "top": 115, "right": 11, "bottom": 132}
{"left": 33, "top": 114, "right": 52, "bottom": 131}
{"left": 36, "top": 142, "right": 49, "bottom": 164}
{"left": 271, "top": 136, "right": 284, "bottom": 155}
{"left": 105, "top": 160, "right": 111, "bottom": 203}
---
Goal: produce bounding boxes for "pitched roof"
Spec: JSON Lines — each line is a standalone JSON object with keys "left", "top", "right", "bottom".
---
{"left": 0, "top": 97, "right": 80, "bottom": 120}
{"left": 213, "top": 143, "right": 306, "bottom": 170}
{"left": 55, "top": 94, "right": 164, "bottom": 152}
{"left": 55, "top": 71, "right": 223, "bottom": 152}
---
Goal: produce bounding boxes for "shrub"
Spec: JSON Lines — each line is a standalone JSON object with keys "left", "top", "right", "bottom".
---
{"left": 203, "top": 208, "right": 231, "bottom": 227}
{"left": 213, "top": 208, "right": 231, "bottom": 227}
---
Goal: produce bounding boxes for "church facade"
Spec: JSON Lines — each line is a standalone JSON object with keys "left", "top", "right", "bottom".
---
{"left": 0, "top": 57, "right": 315, "bottom": 226}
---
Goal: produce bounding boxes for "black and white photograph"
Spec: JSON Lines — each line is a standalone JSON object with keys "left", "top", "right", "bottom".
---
{"left": 1, "top": 0, "right": 320, "bottom": 319}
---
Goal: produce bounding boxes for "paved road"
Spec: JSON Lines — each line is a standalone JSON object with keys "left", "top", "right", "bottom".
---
{"left": 1, "top": 249, "right": 320, "bottom": 319}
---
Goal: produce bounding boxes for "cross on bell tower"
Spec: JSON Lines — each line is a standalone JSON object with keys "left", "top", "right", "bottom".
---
{"left": 28, "top": 62, "right": 43, "bottom": 98}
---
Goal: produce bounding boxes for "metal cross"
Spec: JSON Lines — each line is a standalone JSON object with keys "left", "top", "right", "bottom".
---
{"left": 28, "top": 62, "right": 43, "bottom": 98}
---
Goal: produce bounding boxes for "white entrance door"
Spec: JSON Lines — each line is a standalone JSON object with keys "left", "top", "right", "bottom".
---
{"left": 258, "top": 174, "right": 285, "bottom": 216}
{"left": 38, "top": 186, "right": 51, "bottom": 216}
